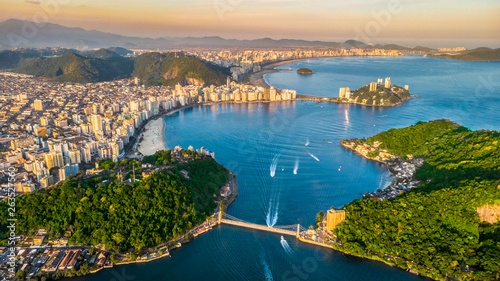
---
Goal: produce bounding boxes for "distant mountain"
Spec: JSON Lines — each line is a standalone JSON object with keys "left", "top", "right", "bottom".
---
{"left": 428, "top": 47, "right": 500, "bottom": 61}
{"left": 0, "top": 18, "right": 432, "bottom": 50}
{"left": 133, "top": 52, "right": 230, "bottom": 86}
{"left": 0, "top": 47, "right": 77, "bottom": 69}
{"left": 412, "top": 46, "right": 434, "bottom": 52}
{"left": 14, "top": 52, "right": 134, "bottom": 83}
{"left": 80, "top": 48, "right": 121, "bottom": 59}
{"left": 343, "top": 40, "right": 368, "bottom": 48}
{"left": 107, "top": 47, "right": 133, "bottom": 56}
{"left": 0, "top": 19, "right": 165, "bottom": 49}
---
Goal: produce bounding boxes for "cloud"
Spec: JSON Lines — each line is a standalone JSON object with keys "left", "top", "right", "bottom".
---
{"left": 25, "top": 0, "right": 40, "bottom": 4}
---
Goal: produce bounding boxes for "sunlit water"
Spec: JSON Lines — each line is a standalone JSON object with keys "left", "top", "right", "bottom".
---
{"left": 70, "top": 56, "right": 500, "bottom": 281}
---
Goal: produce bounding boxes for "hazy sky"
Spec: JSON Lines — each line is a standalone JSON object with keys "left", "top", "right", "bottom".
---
{"left": 2, "top": 0, "right": 500, "bottom": 47}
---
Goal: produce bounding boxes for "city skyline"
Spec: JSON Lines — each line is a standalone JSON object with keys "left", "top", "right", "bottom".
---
{"left": 2, "top": 0, "right": 500, "bottom": 48}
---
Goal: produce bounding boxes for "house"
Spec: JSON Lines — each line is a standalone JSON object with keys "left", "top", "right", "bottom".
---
{"left": 33, "top": 235, "right": 45, "bottom": 245}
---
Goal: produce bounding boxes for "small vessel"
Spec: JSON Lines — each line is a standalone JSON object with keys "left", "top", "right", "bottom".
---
{"left": 281, "top": 235, "right": 285, "bottom": 241}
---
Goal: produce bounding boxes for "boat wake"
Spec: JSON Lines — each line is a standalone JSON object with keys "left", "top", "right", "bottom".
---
{"left": 270, "top": 153, "right": 281, "bottom": 177}
{"left": 305, "top": 137, "right": 310, "bottom": 146}
{"left": 261, "top": 256, "right": 274, "bottom": 281}
{"left": 280, "top": 237, "right": 293, "bottom": 256}
{"left": 307, "top": 151, "right": 320, "bottom": 162}
{"left": 293, "top": 157, "right": 299, "bottom": 175}
{"left": 266, "top": 194, "right": 280, "bottom": 227}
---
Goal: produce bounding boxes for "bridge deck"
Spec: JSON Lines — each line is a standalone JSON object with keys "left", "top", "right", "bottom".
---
{"left": 221, "top": 219, "right": 296, "bottom": 236}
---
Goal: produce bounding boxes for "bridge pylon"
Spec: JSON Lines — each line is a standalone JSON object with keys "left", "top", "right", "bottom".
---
{"left": 296, "top": 224, "right": 300, "bottom": 238}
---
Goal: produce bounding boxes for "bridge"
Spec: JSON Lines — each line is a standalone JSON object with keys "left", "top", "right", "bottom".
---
{"left": 217, "top": 211, "right": 308, "bottom": 238}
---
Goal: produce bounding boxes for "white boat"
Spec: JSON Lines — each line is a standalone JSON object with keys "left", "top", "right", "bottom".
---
{"left": 281, "top": 235, "right": 285, "bottom": 241}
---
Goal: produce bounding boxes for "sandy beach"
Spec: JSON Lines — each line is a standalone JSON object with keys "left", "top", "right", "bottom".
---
{"left": 245, "top": 58, "right": 309, "bottom": 87}
{"left": 138, "top": 117, "right": 166, "bottom": 156}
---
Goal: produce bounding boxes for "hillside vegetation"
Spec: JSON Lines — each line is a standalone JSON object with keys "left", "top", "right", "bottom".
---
{"left": 335, "top": 120, "right": 500, "bottom": 280}
{"left": 15, "top": 52, "right": 133, "bottom": 83}
{"left": 132, "top": 52, "right": 230, "bottom": 86}
{"left": 349, "top": 83, "right": 412, "bottom": 106}
{"left": 0, "top": 151, "right": 229, "bottom": 252}
{"left": 4, "top": 49, "right": 229, "bottom": 86}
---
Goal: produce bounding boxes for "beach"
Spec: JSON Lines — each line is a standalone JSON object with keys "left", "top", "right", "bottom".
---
{"left": 245, "top": 58, "right": 310, "bottom": 87}
{"left": 138, "top": 117, "right": 166, "bottom": 156}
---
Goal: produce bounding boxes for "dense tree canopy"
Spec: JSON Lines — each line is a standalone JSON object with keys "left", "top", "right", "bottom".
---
{"left": 0, "top": 152, "right": 228, "bottom": 252}
{"left": 336, "top": 120, "right": 500, "bottom": 280}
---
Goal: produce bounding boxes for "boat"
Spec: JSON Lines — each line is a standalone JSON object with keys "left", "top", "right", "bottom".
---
{"left": 281, "top": 235, "right": 285, "bottom": 241}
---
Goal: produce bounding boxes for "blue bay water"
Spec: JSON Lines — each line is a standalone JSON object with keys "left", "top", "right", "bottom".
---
{"left": 71, "top": 56, "right": 500, "bottom": 281}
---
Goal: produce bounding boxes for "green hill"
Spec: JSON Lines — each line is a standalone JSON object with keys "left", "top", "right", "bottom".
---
{"left": 0, "top": 48, "right": 77, "bottom": 69}
{"left": 6, "top": 50, "right": 229, "bottom": 85}
{"left": 14, "top": 52, "right": 133, "bottom": 83}
{"left": 341, "top": 83, "right": 412, "bottom": 106}
{"left": 428, "top": 48, "right": 500, "bottom": 61}
{"left": 107, "top": 46, "right": 133, "bottom": 56}
{"left": 133, "top": 52, "right": 230, "bottom": 86}
{"left": 0, "top": 151, "right": 229, "bottom": 252}
{"left": 80, "top": 48, "right": 121, "bottom": 59}
{"left": 335, "top": 120, "right": 500, "bottom": 280}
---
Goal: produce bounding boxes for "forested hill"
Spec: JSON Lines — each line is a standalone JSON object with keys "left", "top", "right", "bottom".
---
{"left": 4, "top": 49, "right": 229, "bottom": 86}
{"left": 335, "top": 120, "right": 500, "bottom": 280}
{"left": 15, "top": 51, "right": 133, "bottom": 83}
{"left": 132, "top": 52, "right": 230, "bottom": 86}
{"left": 0, "top": 150, "right": 229, "bottom": 252}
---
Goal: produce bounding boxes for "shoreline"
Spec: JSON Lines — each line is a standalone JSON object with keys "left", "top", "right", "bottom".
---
{"left": 245, "top": 57, "right": 320, "bottom": 87}
{"left": 246, "top": 54, "right": 407, "bottom": 88}
{"left": 137, "top": 116, "right": 166, "bottom": 156}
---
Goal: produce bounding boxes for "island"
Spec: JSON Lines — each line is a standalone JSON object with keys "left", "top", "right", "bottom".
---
{"left": 296, "top": 67, "right": 314, "bottom": 75}
{"left": 319, "top": 120, "right": 500, "bottom": 281}
{"left": 337, "top": 77, "right": 412, "bottom": 106}
{"left": 296, "top": 77, "right": 413, "bottom": 107}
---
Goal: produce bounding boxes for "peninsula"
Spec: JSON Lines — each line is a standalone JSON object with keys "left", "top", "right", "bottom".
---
{"left": 326, "top": 120, "right": 500, "bottom": 281}
{"left": 427, "top": 47, "right": 500, "bottom": 62}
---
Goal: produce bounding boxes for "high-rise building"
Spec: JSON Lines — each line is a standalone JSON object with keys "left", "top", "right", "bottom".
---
{"left": 369, "top": 82, "right": 377, "bottom": 92}
{"left": 384, "top": 77, "right": 391, "bottom": 88}
{"left": 263, "top": 88, "right": 270, "bottom": 101}
{"left": 58, "top": 166, "right": 67, "bottom": 181}
{"left": 270, "top": 87, "right": 277, "bottom": 101}
{"left": 325, "top": 209, "right": 346, "bottom": 232}
{"left": 44, "top": 153, "right": 54, "bottom": 169}
{"left": 33, "top": 99, "right": 43, "bottom": 111}
{"left": 90, "top": 115, "right": 103, "bottom": 133}
{"left": 68, "top": 149, "right": 81, "bottom": 164}
{"left": 339, "top": 87, "right": 350, "bottom": 98}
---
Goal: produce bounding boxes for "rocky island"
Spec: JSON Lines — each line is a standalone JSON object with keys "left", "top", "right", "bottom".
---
{"left": 296, "top": 67, "right": 314, "bottom": 75}
{"left": 337, "top": 77, "right": 412, "bottom": 106}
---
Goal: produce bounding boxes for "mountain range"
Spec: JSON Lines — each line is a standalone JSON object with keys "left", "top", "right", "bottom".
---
{"left": 0, "top": 19, "right": 424, "bottom": 50}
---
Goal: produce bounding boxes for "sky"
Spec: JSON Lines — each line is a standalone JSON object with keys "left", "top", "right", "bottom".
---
{"left": 2, "top": 0, "right": 500, "bottom": 47}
